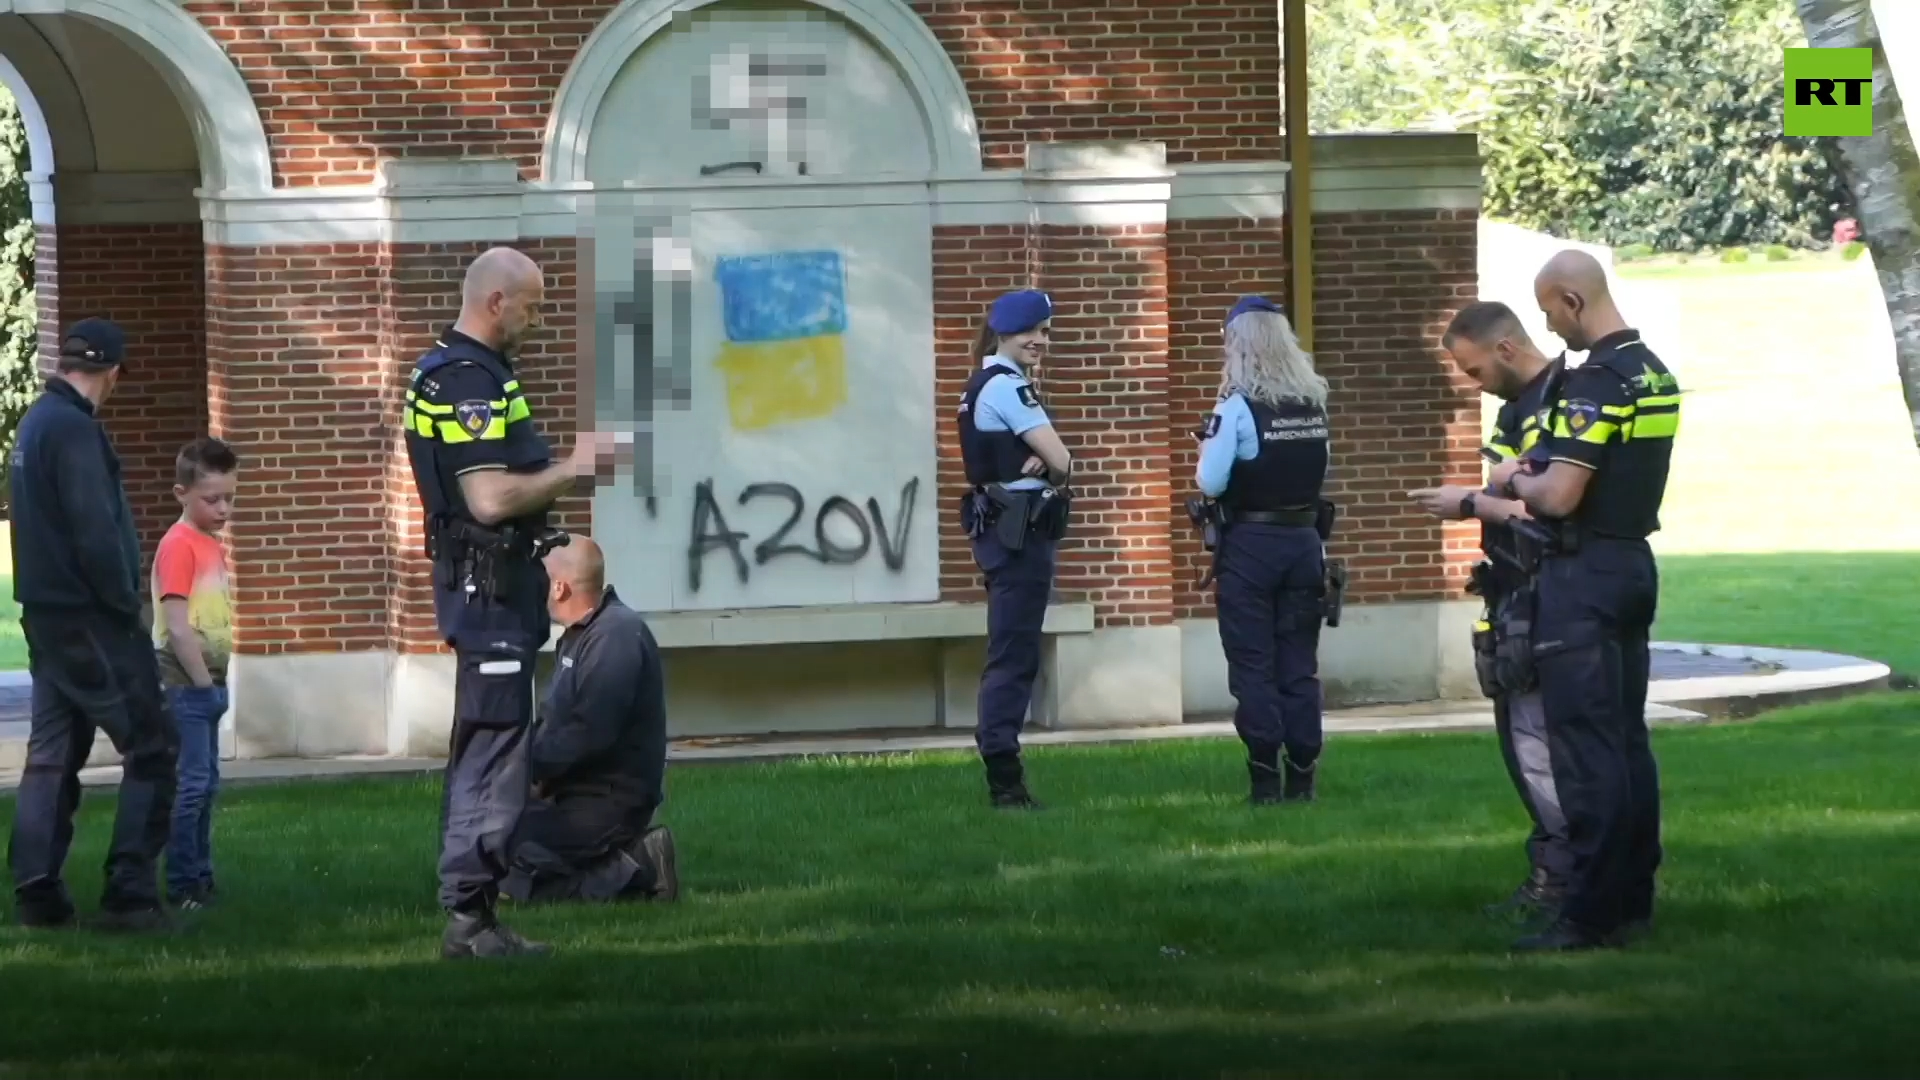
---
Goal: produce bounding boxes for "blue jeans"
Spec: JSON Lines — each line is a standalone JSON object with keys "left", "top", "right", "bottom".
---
{"left": 164, "top": 684, "right": 226, "bottom": 898}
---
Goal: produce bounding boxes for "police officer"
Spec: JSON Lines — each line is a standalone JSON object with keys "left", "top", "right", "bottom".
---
{"left": 8, "top": 317, "right": 180, "bottom": 932}
{"left": 404, "top": 246, "right": 619, "bottom": 959}
{"left": 955, "top": 289, "right": 1072, "bottom": 809}
{"left": 1493, "top": 250, "right": 1680, "bottom": 952}
{"left": 1407, "top": 301, "right": 1573, "bottom": 921}
{"left": 1193, "top": 296, "right": 1331, "bottom": 804}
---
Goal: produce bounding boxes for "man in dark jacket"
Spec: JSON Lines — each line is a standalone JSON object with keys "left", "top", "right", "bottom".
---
{"left": 501, "top": 534, "right": 678, "bottom": 905}
{"left": 8, "top": 318, "right": 179, "bottom": 932}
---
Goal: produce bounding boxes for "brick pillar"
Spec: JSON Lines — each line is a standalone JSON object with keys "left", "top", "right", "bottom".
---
{"left": 41, "top": 223, "right": 207, "bottom": 567}
{"left": 1311, "top": 208, "right": 1483, "bottom": 604}
{"left": 1037, "top": 222, "right": 1174, "bottom": 629}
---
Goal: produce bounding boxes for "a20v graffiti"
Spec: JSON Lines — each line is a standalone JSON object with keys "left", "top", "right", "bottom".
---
{"left": 686, "top": 477, "right": 921, "bottom": 591}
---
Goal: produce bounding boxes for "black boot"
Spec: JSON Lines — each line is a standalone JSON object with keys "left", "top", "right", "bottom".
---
{"left": 1247, "top": 746, "right": 1283, "bottom": 805}
{"left": 983, "top": 752, "right": 1041, "bottom": 810}
{"left": 1282, "top": 754, "right": 1317, "bottom": 803}
{"left": 1484, "top": 865, "right": 1564, "bottom": 922}
{"left": 441, "top": 909, "right": 553, "bottom": 960}
{"left": 637, "top": 825, "right": 681, "bottom": 902}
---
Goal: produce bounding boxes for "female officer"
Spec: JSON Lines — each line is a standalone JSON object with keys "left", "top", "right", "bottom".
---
{"left": 955, "top": 289, "right": 1073, "bottom": 809}
{"left": 1194, "top": 296, "right": 1332, "bottom": 804}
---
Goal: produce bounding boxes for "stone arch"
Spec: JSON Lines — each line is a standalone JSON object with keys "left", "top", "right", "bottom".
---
{"left": 542, "top": 0, "right": 983, "bottom": 184}
{"left": 0, "top": 0, "right": 274, "bottom": 193}
{"left": 0, "top": 51, "right": 55, "bottom": 178}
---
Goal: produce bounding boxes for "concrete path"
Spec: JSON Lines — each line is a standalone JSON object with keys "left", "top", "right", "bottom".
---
{"left": 0, "top": 641, "right": 1895, "bottom": 793}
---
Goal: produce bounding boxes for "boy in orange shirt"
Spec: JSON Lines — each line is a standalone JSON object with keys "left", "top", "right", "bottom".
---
{"left": 151, "top": 437, "right": 238, "bottom": 909}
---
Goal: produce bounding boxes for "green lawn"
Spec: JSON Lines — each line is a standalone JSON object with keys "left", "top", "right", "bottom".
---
{"left": 2, "top": 695, "right": 1918, "bottom": 1077}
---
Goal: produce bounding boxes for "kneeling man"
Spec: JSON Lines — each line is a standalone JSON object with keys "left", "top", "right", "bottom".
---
{"left": 502, "top": 534, "right": 679, "bottom": 905}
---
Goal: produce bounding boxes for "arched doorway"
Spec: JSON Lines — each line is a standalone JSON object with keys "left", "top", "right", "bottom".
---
{"left": 0, "top": 0, "right": 271, "bottom": 762}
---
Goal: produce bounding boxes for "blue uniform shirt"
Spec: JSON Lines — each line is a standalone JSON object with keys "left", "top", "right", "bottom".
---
{"left": 1196, "top": 393, "right": 1259, "bottom": 497}
{"left": 971, "top": 355, "right": 1052, "bottom": 491}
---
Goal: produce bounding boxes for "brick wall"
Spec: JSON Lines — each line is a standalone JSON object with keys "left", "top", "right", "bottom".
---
{"left": 43, "top": 225, "right": 207, "bottom": 568}
{"left": 205, "top": 243, "right": 386, "bottom": 652}
{"left": 915, "top": 0, "right": 1284, "bottom": 170}
{"left": 1311, "top": 209, "right": 1483, "bottom": 603}
{"left": 184, "top": 0, "right": 1280, "bottom": 187}
{"left": 1037, "top": 224, "right": 1172, "bottom": 628}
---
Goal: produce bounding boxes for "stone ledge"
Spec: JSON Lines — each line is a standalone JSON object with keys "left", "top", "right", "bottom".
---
{"left": 539, "top": 600, "right": 1098, "bottom": 652}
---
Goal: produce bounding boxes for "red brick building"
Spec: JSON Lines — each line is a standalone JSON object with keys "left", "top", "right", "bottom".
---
{"left": 2, "top": 0, "right": 1485, "bottom": 757}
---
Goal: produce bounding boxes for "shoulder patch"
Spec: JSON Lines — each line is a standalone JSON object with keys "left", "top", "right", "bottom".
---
{"left": 1203, "top": 413, "right": 1222, "bottom": 439}
{"left": 1016, "top": 384, "right": 1041, "bottom": 409}
{"left": 1562, "top": 398, "right": 1600, "bottom": 436}
{"left": 455, "top": 400, "right": 494, "bottom": 436}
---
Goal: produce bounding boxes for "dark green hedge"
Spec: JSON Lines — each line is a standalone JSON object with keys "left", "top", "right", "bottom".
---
{"left": 1312, "top": 0, "right": 1856, "bottom": 252}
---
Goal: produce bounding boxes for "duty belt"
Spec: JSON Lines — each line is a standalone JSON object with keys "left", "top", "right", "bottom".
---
{"left": 1234, "top": 507, "right": 1318, "bottom": 527}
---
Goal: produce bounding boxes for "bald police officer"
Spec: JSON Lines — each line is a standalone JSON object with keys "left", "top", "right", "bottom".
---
{"left": 1408, "top": 301, "right": 1573, "bottom": 922}
{"left": 1494, "top": 251, "right": 1681, "bottom": 952}
{"left": 956, "top": 289, "right": 1073, "bottom": 809}
{"left": 1194, "top": 296, "right": 1332, "bottom": 804}
{"left": 404, "top": 246, "right": 619, "bottom": 959}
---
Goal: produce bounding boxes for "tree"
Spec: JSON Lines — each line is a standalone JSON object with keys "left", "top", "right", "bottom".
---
{"left": 0, "top": 85, "right": 34, "bottom": 515}
{"left": 1796, "top": 0, "right": 1920, "bottom": 453}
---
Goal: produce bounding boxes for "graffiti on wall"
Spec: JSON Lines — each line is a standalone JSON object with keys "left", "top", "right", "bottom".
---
{"left": 685, "top": 476, "right": 921, "bottom": 592}
{"left": 711, "top": 250, "right": 849, "bottom": 432}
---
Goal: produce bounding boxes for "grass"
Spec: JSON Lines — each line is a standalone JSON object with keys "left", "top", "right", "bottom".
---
{"left": 2, "top": 696, "right": 1919, "bottom": 1078}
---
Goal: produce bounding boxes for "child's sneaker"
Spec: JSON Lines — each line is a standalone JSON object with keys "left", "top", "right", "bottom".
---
{"left": 169, "top": 884, "right": 215, "bottom": 911}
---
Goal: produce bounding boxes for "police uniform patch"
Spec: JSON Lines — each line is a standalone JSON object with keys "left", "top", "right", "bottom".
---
{"left": 1563, "top": 398, "right": 1599, "bottom": 435}
{"left": 1203, "top": 414, "right": 1222, "bottom": 439}
{"left": 1016, "top": 383, "right": 1041, "bottom": 409}
{"left": 455, "top": 400, "right": 494, "bottom": 436}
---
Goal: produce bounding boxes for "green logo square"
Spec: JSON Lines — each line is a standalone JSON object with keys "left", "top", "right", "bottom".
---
{"left": 1785, "top": 47, "right": 1873, "bottom": 136}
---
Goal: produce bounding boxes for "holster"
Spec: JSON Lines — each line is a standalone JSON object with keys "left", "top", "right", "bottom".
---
{"left": 1487, "top": 579, "right": 1540, "bottom": 696}
{"left": 1321, "top": 559, "right": 1348, "bottom": 628}
{"left": 1315, "top": 499, "right": 1337, "bottom": 542}
{"left": 436, "top": 518, "right": 534, "bottom": 601}
{"left": 1471, "top": 617, "right": 1501, "bottom": 698}
{"left": 984, "top": 486, "right": 1034, "bottom": 552}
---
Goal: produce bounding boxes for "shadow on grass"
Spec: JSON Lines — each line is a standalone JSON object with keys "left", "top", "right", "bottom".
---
{"left": 4, "top": 701, "right": 1920, "bottom": 1077}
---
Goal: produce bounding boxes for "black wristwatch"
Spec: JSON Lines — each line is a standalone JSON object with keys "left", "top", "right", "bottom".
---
{"left": 1459, "top": 493, "right": 1478, "bottom": 519}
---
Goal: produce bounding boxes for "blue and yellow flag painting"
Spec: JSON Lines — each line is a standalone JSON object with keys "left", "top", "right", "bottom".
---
{"left": 712, "top": 250, "right": 849, "bottom": 432}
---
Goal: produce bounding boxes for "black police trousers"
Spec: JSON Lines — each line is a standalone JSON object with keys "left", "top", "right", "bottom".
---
{"left": 9, "top": 606, "right": 179, "bottom": 914}
{"left": 1534, "top": 537, "right": 1662, "bottom": 933}
{"left": 1215, "top": 524, "right": 1324, "bottom": 767}
{"left": 1494, "top": 689, "right": 1572, "bottom": 887}
{"left": 502, "top": 792, "right": 657, "bottom": 904}
{"left": 438, "top": 641, "right": 536, "bottom": 915}
{"left": 971, "top": 531, "right": 1056, "bottom": 759}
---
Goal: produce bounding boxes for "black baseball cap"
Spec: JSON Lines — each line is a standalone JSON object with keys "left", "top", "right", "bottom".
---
{"left": 61, "top": 317, "right": 126, "bottom": 367}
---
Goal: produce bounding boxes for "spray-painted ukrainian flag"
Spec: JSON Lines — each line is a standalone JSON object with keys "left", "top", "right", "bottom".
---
{"left": 712, "top": 250, "right": 849, "bottom": 432}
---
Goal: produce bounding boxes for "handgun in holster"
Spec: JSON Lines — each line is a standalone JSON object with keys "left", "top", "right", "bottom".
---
{"left": 984, "top": 485, "right": 1036, "bottom": 551}
{"left": 1321, "top": 559, "right": 1348, "bottom": 628}
{"left": 1185, "top": 497, "right": 1226, "bottom": 588}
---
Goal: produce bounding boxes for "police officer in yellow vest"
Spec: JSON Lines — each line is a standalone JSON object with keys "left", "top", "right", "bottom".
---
{"left": 1409, "top": 301, "right": 1573, "bottom": 922}
{"left": 1492, "top": 251, "right": 1681, "bottom": 952}
{"left": 403, "top": 246, "right": 619, "bottom": 959}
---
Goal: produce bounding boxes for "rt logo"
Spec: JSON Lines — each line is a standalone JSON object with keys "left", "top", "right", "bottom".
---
{"left": 1785, "top": 47, "right": 1873, "bottom": 137}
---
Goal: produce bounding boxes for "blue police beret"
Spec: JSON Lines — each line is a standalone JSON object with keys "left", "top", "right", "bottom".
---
{"left": 987, "top": 290, "right": 1053, "bottom": 335}
{"left": 1225, "top": 294, "right": 1284, "bottom": 328}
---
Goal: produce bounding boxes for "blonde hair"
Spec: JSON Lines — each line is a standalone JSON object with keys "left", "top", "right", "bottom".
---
{"left": 1221, "top": 310, "right": 1328, "bottom": 409}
